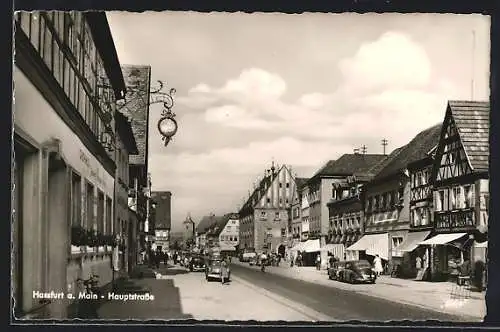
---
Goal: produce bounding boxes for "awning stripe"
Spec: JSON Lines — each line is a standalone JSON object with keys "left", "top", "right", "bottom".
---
{"left": 419, "top": 233, "right": 467, "bottom": 246}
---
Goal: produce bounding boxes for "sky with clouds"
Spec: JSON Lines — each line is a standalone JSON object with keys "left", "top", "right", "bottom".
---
{"left": 106, "top": 12, "right": 490, "bottom": 231}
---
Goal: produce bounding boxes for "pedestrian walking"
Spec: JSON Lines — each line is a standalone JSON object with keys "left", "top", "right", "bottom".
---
{"left": 221, "top": 259, "right": 230, "bottom": 285}
{"left": 373, "top": 254, "right": 383, "bottom": 276}
{"left": 316, "top": 254, "right": 321, "bottom": 270}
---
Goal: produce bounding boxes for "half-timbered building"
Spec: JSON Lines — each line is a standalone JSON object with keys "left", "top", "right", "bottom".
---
{"left": 422, "top": 101, "right": 489, "bottom": 286}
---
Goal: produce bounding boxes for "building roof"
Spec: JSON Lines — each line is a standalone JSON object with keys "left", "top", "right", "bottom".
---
{"left": 448, "top": 100, "right": 489, "bottom": 172}
{"left": 84, "top": 13, "right": 126, "bottom": 99}
{"left": 295, "top": 177, "right": 309, "bottom": 190}
{"left": 240, "top": 172, "right": 274, "bottom": 213}
{"left": 115, "top": 111, "right": 139, "bottom": 154}
{"left": 196, "top": 215, "right": 218, "bottom": 234}
{"left": 120, "top": 65, "right": 152, "bottom": 167}
{"left": 309, "top": 154, "right": 387, "bottom": 184}
{"left": 373, "top": 124, "right": 442, "bottom": 181}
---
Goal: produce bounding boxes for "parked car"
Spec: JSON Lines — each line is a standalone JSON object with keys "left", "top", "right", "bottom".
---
{"left": 189, "top": 255, "right": 206, "bottom": 272}
{"left": 249, "top": 255, "right": 258, "bottom": 266}
{"left": 205, "top": 259, "right": 230, "bottom": 281}
{"left": 328, "top": 261, "right": 346, "bottom": 281}
{"left": 337, "top": 260, "right": 376, "bottom": 284}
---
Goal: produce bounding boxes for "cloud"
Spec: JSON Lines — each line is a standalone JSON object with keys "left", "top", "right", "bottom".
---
{"left": 338, "top": 31, "right": 432, "bottom": 91}
{"left": 177, "top": 31, "right": 454, "bottom": 149}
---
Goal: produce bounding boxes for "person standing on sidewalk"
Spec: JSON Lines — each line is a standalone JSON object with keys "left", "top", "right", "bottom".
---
{"left": 316, "top": 254, "right": 321, "bottom": 270}
{"left": 221, "top": 259, "right": 230, "bottom": 284}
{"left": 415, "top": 255, "right": 422, "bottom": 276}
{"left": 373, "top": 255, "right": 383, "bottom": 276}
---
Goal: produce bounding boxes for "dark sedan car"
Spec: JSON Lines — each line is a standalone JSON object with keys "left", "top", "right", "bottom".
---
{"left": 337, "top": 260, "right": 376, "bottom": 284}
{"left": 189, "top": 255, "right": 206, "bottom": 272}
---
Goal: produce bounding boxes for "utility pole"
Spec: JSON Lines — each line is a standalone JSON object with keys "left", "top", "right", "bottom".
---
{"left": 361, "top": 145, "right": 367, "bottom": 154}
{"left": 381, "top": 139, "right": 388, "bottom": 155}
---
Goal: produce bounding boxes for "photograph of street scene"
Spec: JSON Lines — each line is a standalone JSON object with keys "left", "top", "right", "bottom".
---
{"left": 11, "top": 11, "right": 489, "bottom": 322}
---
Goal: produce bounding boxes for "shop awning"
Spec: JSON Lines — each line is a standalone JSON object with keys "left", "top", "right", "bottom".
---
{"left": 347, "top": 233, "right": 389, "bottom": 261}
{"left": 397, "top": 231, "right": 431, "bottom": 252}
{"left": 419, "top": 233, "right": 467, "bottom": 246}
{"left": 303, "top": 239, "right": 321, "bottom": 253}
{"left": 322, "top": 243, "right": 345, "bottom": 259}
{"left": 290, "top": 241, "right": 305, "bottom": 252}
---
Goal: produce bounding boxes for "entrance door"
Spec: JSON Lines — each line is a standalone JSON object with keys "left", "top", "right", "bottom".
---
{"left": 46, "top": 151, "right": 69, "bottom": 318}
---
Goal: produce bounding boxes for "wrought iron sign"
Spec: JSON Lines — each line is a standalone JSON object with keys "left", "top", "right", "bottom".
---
{"left": 99, "top": 77, "right": 180, "bottom": 148}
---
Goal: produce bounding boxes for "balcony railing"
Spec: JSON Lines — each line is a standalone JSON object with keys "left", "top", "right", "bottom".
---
{"left": 435, "top": 208, "right": 475, "bottom": 229}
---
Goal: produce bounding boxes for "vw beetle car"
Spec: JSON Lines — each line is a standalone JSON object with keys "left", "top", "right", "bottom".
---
{"left": 337, "top": 260, "right": 376, "bottom": 284}
{"left": 189, "top": 255, "right": 206, "bottom": 272}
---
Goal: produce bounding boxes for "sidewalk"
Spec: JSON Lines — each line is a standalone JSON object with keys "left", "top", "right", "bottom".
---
{"left": 232, "top": 261, "right": 485, "bottom": 321}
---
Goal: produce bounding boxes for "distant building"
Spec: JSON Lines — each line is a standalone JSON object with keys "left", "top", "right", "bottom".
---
{"left": 151, "top": 191, "right": 172, "bottom": 251}
{"left": 239, "top": 163, "right": 299, "bottom": 257}
{"left": 195, "top": 214, "right": 217, "bottom": 249}
{"left": 326, "top": 153, "right": 387, "bottom": 261}
{"left": 182, "top": 213, "right": 196, "bottom": 247}
{"left": 218, "top": 213, "right": 240, "bottom": 252}
{"left": 289, "top": 178, "right": 308, "bottom": 248}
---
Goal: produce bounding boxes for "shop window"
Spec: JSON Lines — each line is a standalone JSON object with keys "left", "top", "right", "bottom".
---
{"left": 71, "top": 172, "right": 82, "bottom": 226}
{"left": 464, "top": 185, "right": 474, "bottom": 208}
{"left": 421, "top": 208, "right": 429, "bottom": 226}
{"left": 85, "top": 182, "right": 94, "bottom": 229}
{"left": 436, "top": 190, "right": 444, "bottom": 211}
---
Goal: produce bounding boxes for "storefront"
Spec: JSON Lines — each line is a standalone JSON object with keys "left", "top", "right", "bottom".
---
{"left": 419, "top": 232, "right": 474, "bottom": 282}
{"left": 347, "top": 233, "right": 389, "bottom": 267}
{"left": 395, "top": 230, "right": 431, "bottom": 278}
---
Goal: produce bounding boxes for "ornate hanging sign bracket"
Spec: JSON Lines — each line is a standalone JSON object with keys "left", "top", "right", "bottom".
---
{"left": 114, "top": 79, "right": 179, "bottom": 148}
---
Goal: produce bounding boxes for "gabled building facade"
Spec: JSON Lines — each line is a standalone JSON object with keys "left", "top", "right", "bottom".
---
{"left": 424, "top": 101, "right": 489, "bottom": 285}
{"left": 151, "top": 191, "right": 172, "bottom": 251}
{"left": 239, "top": 163, "right": 299, "bottom": 256}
